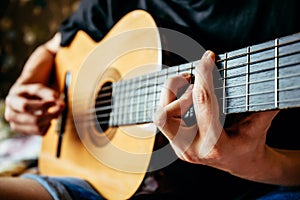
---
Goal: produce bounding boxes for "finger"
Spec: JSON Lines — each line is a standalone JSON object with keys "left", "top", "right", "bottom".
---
{"left": 10, "top": 83, "right": 59, "bottom": 100}
{"left": 6, "top": 95, "right": 61, "bottom": 115}
{"left": 174, "top": 84, "right": 194, "bottom": 116}
{"left": 154, "top": 109, "right": 195, "bottom": 141}
{"left": 6, "top": 109, "right": 60, "bottom": 135}
{"left": 153, "top": 85, "right": 194, "bottom": 140}
{"left": 5, "top": 106, "right": 61, "bottom": 125}
{"left": 6, "top": 85, "right": 63, "bottom": 114}
{"left": 162, "top": 84, "right": 194, "bottom": 121}
{"left": 10, "top": 121, "right": 51, "bottom": 136}
{"left": 193, "top": 50, "right": 223, "bottom": 157}
{"left": 5, "top": 108, "right": 37, "bottom": 124}
{"left": 159, "top": 74, "right": 191, "bottom": 107}
{"left": 193, "top": 50, "right": 216, "bottom": 97}
{"left": 193, "top": 50, "right": 218, "bottom": 130}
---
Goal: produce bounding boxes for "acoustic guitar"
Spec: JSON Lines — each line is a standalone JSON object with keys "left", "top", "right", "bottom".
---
{"left": 39, "top": 10, "right": 300, "bottom": 199}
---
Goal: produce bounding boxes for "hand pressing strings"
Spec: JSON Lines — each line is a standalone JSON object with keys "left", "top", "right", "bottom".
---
{"left": 153, "top": 51, "right": 278, "bottom": 177}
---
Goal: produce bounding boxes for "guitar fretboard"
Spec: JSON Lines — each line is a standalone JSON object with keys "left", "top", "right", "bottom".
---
{"left": 96, "top": 32, "right": 300, "bottom": 127}
{"left": 110, "top": 62, "right": 196, "bottom": 126}
{"left": 219, "top": 32, "right": 300, "bottom": 114}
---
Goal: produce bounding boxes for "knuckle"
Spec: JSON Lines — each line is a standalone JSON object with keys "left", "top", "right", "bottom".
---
{"left": 34, "top": 84, "right": 58, "bottom": 99}
{"left": 5, "top": 95, "right": 16, "bottom": 110}
{"left": 4, "top": 109, "right": 12, "bottom": 122}
{"left": 193, "top": 86, "right": 210, "bottom": 104}
{"left": 153, "top": 109, "right": 167, "bottom": 128}
{"left": 167, "top": 76, "right": 179, "bottom": 85}
{"left": 33, "top": 83, "right": 43, "bottom": 91}
{"left": 5, "top": 95, "right": 11, "bottom": 105}
{"left": 162, "top": 80, "right": 172, "bottom": 92}
{"left": 163, "top": 76, "right": 181, "bottom": 91}
{"left": 29, "top": 83, "right": 44, "bottom": 95}
{"left": 180, "top": 149, "right": 201, "bottom": 163}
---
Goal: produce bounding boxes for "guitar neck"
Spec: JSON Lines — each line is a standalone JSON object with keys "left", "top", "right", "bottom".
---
{"left": 98, "top": 32, "right": 300, "bottom": 127}
{"left": 219, "top": 32, "right": 300, "bottom": 114}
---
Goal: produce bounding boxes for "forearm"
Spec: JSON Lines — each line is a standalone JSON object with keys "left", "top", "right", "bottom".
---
{"left": 263, "top": 148, "right": 300, "bottom": 186}
{"left": 4, "top": 33, "right": 64, "bottom": 135}
{"left": 230, "top": 146, "right": 300, "bottom": 186}
{"left": 14, "top": 33, "right": 61, "bottom": 86}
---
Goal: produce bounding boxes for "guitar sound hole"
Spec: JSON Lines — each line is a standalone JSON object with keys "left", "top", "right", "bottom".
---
{"left": 94, "top": 82, "right": 113, "bottom": 133}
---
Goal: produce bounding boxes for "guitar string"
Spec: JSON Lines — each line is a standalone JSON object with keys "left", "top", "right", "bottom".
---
{"left": 92, "top": 80, "right": 300, "bottom": 118}
{"left": 70, "top": 34, "right": 300, "bottom": 106}
{"left": 217, "top": 51, "right": 300, "bottom": 78}
{"left": 72, "top": 37, "right": 300, "bottom": 107}
{"left": 81, "top": 59, "right": 300, "bottom": 109}
{"left": 82, "top": 82, "right": 300, "bottom": 121}
{"left": 73, "top": 67, "right": 300, "bottom": 116}
{"left": 71, "top": 36, "right": 299, "bottom": 119}
{"left": 73, "top": 66, "right": 299, "bottom": 111}
{"left": 74, "top": 65, "right": 300, "bottom": 124}
{"left": 91, "top": 60, "right": 300, "bottom": 111}
{"left": 75, "top": 95, "right": 300, "bottom": 127}
{"left": 108, "top": 48, "right": 299, "bottom": 96}
{"left": 62, "top": 34, "right": 299, "bottom": 128}
{"left": 216, "top": 36, "right": 300, "bottom": 64}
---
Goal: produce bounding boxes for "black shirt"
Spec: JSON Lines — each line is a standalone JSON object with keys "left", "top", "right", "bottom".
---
{"left": 58, "top": 0, "right": 300, "bottom": 199}
{"left": 60, "top": 0, "right": 300, "bottom": 52}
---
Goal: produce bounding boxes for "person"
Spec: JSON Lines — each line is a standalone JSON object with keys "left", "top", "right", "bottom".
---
{"left": 1, "top": 0, "right": 300, "bottom": 199}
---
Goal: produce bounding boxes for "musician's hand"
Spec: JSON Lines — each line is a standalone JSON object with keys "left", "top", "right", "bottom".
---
{"left": 4, "top": 83, "right": 64, "bottom": 136}
{"left": 153, "top": 50, "right": 279, "bottom": 178}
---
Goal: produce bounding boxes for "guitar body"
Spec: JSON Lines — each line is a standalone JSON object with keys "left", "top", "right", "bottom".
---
{"left": 38, "top": 8, "right": 300, "bottom": 199}
{"left": 39, "top": 10, "right": 161, "bottom": 199}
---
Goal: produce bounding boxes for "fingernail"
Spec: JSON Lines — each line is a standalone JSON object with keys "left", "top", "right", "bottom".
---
{"left": 203, "top": 50, "right": 215, "bottom": 61}
{"left": 203, "top": 50, "right": 211, "bottom": 58}
{"left": 182, "top": 73, "right": 190, "bottom": 77}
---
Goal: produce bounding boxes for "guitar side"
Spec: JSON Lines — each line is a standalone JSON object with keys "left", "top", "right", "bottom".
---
{"left": 39, "top": 10, "right": 161, "bottom": 200}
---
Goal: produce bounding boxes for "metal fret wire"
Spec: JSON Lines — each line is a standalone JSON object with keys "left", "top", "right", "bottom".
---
{"left": 274, "top": 38, "right": 279, "bottom": 108}
{"left": 72, "top": 34, "right": 300, "bottom": 107}
{"left": 246, "top": 46, "right": 250, "bottom": 112}
{"left": 74, "top": 33, "right": 300, "bottom": 125}
{"left": 74, "top": 33, "right": 300, "bottom": 108}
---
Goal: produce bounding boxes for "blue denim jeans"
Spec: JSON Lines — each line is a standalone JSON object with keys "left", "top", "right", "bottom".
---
{"left": 23, "top": 174, "right": 300, "bottom": 200}
{"left": 257, "top": 186, "right": 300, "bottom": 200}
{"left": 22, "top": 174, "right": 104, "bottom": 200}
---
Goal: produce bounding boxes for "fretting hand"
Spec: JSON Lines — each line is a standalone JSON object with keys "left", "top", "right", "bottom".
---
{"left": 152, "top": 51, "right": 298, "bottom": 185}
